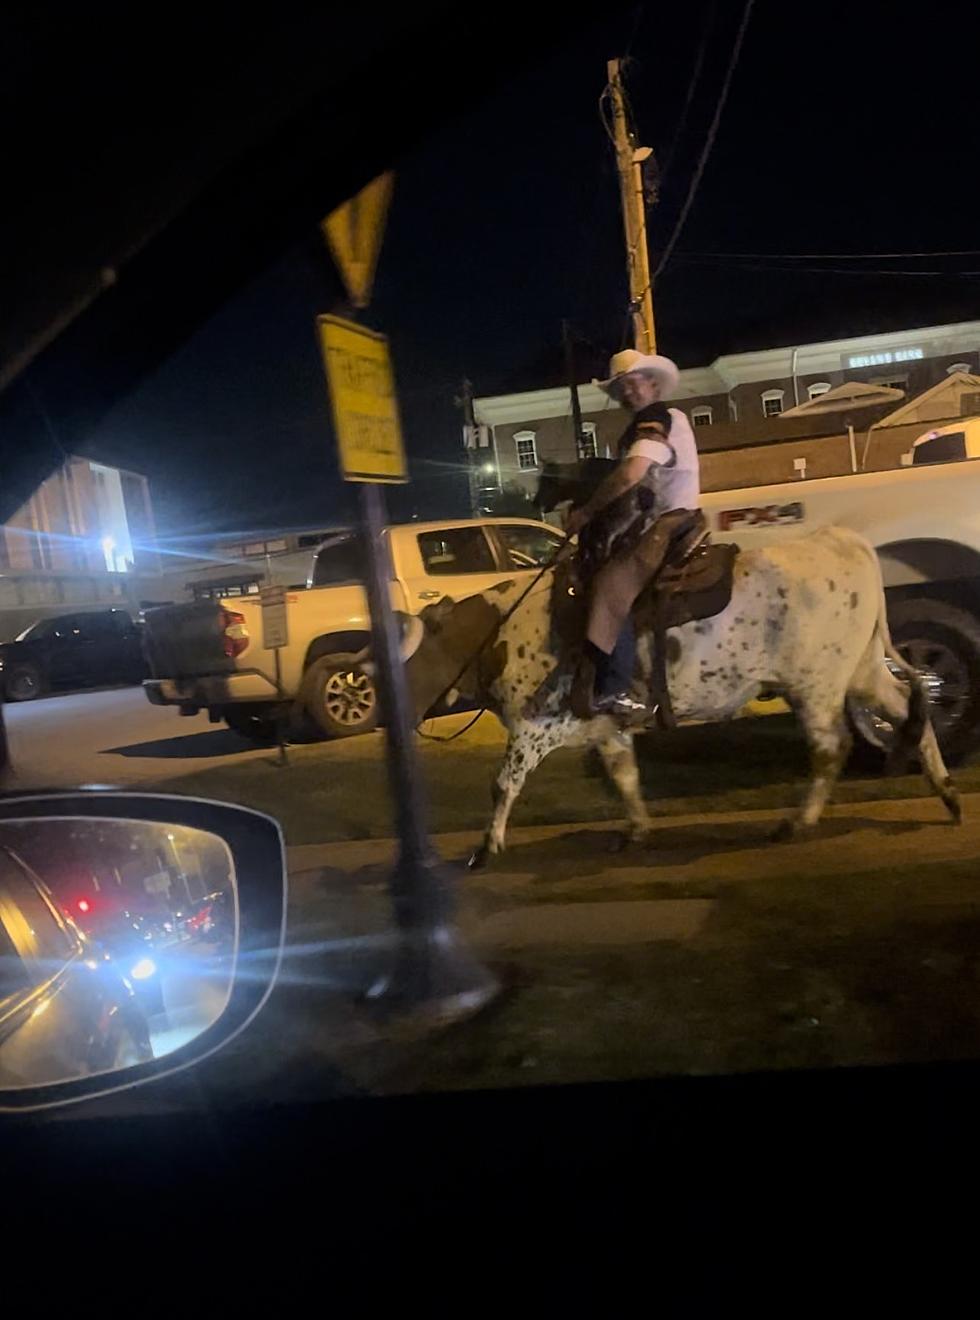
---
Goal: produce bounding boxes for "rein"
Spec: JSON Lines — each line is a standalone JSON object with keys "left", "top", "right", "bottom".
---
{"left": 414, "top": 537, "right": 574, "bottom": 738}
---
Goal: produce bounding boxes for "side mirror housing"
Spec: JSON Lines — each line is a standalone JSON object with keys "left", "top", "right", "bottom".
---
{"left": 0, "top": 792, "right": 285, "bottom": 1113}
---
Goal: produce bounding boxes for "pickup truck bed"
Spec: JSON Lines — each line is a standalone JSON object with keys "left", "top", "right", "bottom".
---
{"left": 143, "top": 517, "right": 566, "bottom": 742}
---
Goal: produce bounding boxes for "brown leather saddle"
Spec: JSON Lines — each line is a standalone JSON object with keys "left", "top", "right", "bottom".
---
{"left": 553, "top": 512, "right": 739, "bottom": 727}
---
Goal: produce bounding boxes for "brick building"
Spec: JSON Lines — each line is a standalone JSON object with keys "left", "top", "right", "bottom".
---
{"left": 467, "top": 319, "right": 980, "bottom": 507}
{"left": 0, "top": 457, "right": 160, "bottom": 639}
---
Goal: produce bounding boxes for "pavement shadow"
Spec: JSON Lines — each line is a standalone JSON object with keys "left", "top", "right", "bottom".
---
{"left": 10, "top": 682, "right": 139, "bottom": 705}
{"left": 103, "top": 729, "right": 252, "bottom": 759}
{"left": 464, "top": 813, "right": 924, "bottom": 880}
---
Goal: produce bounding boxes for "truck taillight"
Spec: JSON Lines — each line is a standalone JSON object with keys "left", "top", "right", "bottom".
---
{"left": 220, "top": 609, "right": 250, "bottom": 659}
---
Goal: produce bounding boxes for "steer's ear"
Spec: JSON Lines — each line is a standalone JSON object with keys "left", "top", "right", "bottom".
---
{"left": 419, "top": 596, "right": 457, "bottom": 635}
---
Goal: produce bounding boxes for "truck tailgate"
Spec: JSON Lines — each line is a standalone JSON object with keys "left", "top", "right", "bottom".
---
{"left": 142, "top": 602, "right": 233, "bottom": 678}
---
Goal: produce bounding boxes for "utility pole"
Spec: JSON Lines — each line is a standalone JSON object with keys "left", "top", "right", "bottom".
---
{"left": 606, "top": 57, "right": 657, "bottom": 354}
{"left": 458, "top": 377, "right": 480, "bottom": 515}
{"left": 562, "top": 319, "right": 585, "bottom": 458}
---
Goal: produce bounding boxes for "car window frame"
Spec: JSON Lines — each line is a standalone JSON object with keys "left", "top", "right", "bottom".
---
{"left": 309, "top": 533, "right": 366, "bottom": 588}
{"left": 416, "top": 525, "right": 499, "bottom": 577}
{"left": 485, "top": 521, "right": 565, "bottom": 572}
{"left": 72, "top": 613, "right": 120, "bottom": 643}
{"left": 0, "top": 848, "right": 79, "bottom": 970}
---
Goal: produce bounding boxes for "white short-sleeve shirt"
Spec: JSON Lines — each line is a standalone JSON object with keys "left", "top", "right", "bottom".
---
{"left": 625, "top": 407, "right": 701, "bottom": 513}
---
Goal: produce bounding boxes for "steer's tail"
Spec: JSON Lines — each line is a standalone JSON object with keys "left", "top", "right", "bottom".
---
{"left": 843, "top": 528, "right": 960, "bottom": 821}
{"left": 850, "top": 532, "right": 929, "bottom": 764}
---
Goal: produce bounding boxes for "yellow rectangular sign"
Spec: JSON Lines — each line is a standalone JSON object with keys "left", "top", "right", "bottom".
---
{"left": 317, "top": 315, "right": 407, "bottom": 483}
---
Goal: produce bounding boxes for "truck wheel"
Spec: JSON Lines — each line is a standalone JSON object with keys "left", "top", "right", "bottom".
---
{"left": 4, "top": 663, "right": 45, "bottom": 702}
{"left": 302, "top": 653, "right": 378, "bottom": 740}
{"left": 223, "top": 705, "right": 281, "bottom": 745}
{"left": 847, "top": 598, "right": 980, "bottom": 768}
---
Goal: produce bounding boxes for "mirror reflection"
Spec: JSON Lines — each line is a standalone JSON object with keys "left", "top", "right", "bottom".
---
{"left": 0, "top": 818, "right": 236, "bottom": 1089}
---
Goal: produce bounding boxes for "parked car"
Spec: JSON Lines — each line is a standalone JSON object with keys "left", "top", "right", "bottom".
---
{"left": 142, "top": 517, "right": 566, "bottom": 741}
{"left": 0, "top": 609, "right": 147, "bottom": 702}
{"left": 0, "top": 844, "right": 153, "bottom": 1087}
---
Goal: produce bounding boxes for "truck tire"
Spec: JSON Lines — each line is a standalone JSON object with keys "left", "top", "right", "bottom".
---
{"left": 3, "top": 662, "right": 45, "bottom": 702}
{"left": 301, "top": 653, "right": 378, "bottom": 740}
{"left": 223, "top": 705, "right": 281, "bottom": 745}
{"left": 847, "top": 597, "right": 980, "bottom": 768}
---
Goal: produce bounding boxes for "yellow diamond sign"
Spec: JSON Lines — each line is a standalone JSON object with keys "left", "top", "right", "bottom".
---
{"left": 321, "top": 172, "right": 394, "bottom": 310}
{"left": 317, "top": 315, "right": 407, "bottom": 483}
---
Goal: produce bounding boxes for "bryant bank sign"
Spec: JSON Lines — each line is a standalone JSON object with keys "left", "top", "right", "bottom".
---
{"left": 843, "top": 346, "right": 924, "bottom": 369}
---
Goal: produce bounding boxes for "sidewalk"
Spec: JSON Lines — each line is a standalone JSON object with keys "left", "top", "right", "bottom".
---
{"left": 287, "top": 790, "right": 978, "bottom": 953}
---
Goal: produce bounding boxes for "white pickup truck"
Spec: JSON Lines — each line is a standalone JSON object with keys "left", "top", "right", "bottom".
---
{"left": 142, "top": 517, "right": 565, "bottom": 742}
{"left": 703, "top": 419, "right": 980, "bottom": 762}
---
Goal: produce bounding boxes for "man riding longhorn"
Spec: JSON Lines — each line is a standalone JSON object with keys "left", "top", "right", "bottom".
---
{"left": 566, "top": 349, "right": 703, "bottom": 722}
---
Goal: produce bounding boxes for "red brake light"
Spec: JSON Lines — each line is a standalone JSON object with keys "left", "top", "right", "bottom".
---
{"left": 76, "top": 898, "right": 91, "bottom": 914}
{"left": 219, "top": 608, "right": 250, "bottom": 659}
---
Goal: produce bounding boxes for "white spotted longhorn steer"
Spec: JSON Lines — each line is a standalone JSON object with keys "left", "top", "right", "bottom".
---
{"left": 399, "top": 526, "right": 960, "bottom": 865}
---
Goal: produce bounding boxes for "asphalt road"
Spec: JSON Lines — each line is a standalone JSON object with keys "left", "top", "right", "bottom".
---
{"left": 1, "top": 684, "right": 492, "bottom": 792}
{"left": 2, "top": 685, "right": 273, "bottom": 790}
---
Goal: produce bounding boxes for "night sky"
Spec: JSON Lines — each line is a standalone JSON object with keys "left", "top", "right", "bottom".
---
{"left": 78, "top": 1, "right": 980, "bottom": 541}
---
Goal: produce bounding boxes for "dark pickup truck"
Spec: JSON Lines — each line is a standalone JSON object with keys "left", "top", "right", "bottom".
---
{"left": 0, "top": 609, "right": 147, "bottom": 702}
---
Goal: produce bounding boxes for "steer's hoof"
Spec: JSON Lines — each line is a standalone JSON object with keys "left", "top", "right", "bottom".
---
{"left": 468, "top": 843, "right": 492, "bottom": 870}
{"left": 943, "top": 780, "right": 963, "bottom": 825}
{"left": 769, "top": 819, "right": 797, "bottom": 844}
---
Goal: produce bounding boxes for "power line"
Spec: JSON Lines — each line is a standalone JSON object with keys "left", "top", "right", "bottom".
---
{"left": 654, "top": 0, "right": 755, "bottom": 280}
{"left": 623, "top": 3, "right": 647, "bottom": 60}
{"left": 659, "top": 0, "right": 716, "bottom": 189}
{"left": 680, "top": 247, "right": 980, "bottom": 260}
{"left": 676, "top": 255, "right": 980, "bottom": 277}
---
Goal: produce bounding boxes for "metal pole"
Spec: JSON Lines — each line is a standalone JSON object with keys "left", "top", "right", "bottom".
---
{"left": 273, "top": 647, "right": 288, "bottom": 767}
{"left": 357, "top": 482, "right": 498, "bottom": 1018}
{"left": 459, "top": 377, "right": 480, "bottom": 517}
{"left": 562, "top": 319, "right": 585, "bottom": 457}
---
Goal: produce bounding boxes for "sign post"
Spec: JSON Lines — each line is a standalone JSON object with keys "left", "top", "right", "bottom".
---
{"left": 317, "top": 314, "right": 498, "bottom": 1019}
{"left": 260, "top": 584, "right": 290, "bottom": 767}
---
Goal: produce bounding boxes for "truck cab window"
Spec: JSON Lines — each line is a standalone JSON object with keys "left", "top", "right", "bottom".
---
{"left": 495, "top": 524, "right": 565, "bottom": 569}
{"left": 417, "top": 527, "right": 496, "bottom": 575}
{"left": 310, "top": 536, "right": 365, "bottom": 587}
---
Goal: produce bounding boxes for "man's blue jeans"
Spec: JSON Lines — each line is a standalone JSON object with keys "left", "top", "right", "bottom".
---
{"left": 596, "top": 617, "right": 636, "bottom": 697}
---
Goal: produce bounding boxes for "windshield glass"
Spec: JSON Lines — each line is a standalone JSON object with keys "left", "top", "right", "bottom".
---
{"left": 5, "top": 4, "right": 980, "bottom": 1116}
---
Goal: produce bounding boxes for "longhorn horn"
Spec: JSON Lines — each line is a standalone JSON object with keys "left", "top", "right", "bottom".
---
{"left": 351, "top": 614, "right": 424, "bottom": 675}
{"left": 398, "top": 613, "right": 425, "bottom": 662}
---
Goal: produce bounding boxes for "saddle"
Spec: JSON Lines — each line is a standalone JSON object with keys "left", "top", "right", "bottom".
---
{"left": 553, "top": 512, "right": 739, "bottom": 728}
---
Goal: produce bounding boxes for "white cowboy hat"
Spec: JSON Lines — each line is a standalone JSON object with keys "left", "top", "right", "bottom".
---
{"left": 595, "top": 349, "right": 680, "bottom": 401}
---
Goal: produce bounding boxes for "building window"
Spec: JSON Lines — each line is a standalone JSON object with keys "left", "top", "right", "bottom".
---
{"left": 577, "top": 422, "right": 598, "bottom": 460}
{"left": 873, "top": 374, "right": 908, "bottom": 392}
{"left": 691, "top": 406, "right": 713, "bottom": 427}
{"left": 514, "top": 430, "right": 538, "bottom": 470}
{"left": 761, "top": 390, "right": 784, "bottom": 418}
{"left": 807, "top": 382, "right": 832, "bottom": 400}
{"left": 947, "top": 362, "right": 972, "bottom": 375}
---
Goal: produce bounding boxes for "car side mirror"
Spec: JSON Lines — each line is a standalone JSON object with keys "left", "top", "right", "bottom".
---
{"left": 0, "top": 792, "right": 285, "bottom": 1112}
